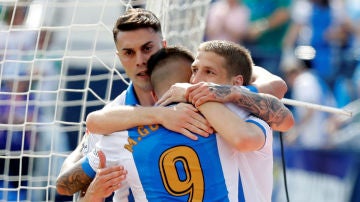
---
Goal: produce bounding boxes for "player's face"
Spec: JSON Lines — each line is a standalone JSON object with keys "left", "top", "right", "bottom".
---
{"left": 116, "top": 28, "right": 165, "bottom": 92}
{"left": 190, "top": 50, "right": 231, "bottom": 85}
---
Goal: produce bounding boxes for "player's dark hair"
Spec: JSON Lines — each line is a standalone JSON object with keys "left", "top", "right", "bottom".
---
{"left": 147, "top": 46, "right": 194, "bottom": 76}
{"left": 113, "top": 8, "right": 162, "bottom": 42}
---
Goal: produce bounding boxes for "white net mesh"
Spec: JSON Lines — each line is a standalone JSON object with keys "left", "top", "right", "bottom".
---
{"left": 146, "top": 0, "right": 210, "bottom": 53}
{"left": 0, "top": 0, "right": 210, "bottom": 201}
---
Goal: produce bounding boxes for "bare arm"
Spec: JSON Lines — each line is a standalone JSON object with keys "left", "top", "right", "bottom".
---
{"left": 56, "top": 158, "right": 93, "bottom": 196}
{"left": 251, "top": 66, "right": 288, "bottom": 99}
{"left": 198, "top": 102, "right": 265, "bottom": 151}
{"left": 58, "top": 137, "right": 86, "bottom": 180}
{"left": 56, "top": 150, "right": 126, "bottom": 198}
{"left": 229, "top": 87, "right": 294, "bottom": 132}
{"left": 86, "top": 105, "right": 158, "bottom": 134}
{"left": 86, "top": 104, "right": 213, "bottom": 140}
{"left": 247, "top": 7, "right": 290, "bottom": 41}
{"left": 266, "top": 7, "right": 290, "bottom": 30}
{"left": 282, "top": 23, "right": 302, "bottom": 49}
{"left": 187, "top": 83, "right": 294, "bottom": 132}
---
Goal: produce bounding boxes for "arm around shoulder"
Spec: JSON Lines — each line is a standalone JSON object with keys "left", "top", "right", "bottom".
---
{"left": 251, "top": 65, "right": 287, "bottom": 99}
{"left": 198, "top": 102, "right": 265, "bottom": 151}
{"left": 229, "top": 86, "right": 295, "bottom": 132}
{"left": 86, "top": 105, "right": 162, "bottom": 134}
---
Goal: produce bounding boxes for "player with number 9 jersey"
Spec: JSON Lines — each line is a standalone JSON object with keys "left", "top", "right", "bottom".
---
{"left": 82, "top": 84, "right": 270, "bottom": 201}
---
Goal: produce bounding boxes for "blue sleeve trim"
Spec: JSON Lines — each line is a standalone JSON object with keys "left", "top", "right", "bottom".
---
{"left": 245, "top": 85, "right": 258, "bottom": 93}
{"left": 246, "top": 119, "right": 266, "bottom": 137}
{"left": 81, "top": 157, "right": 96, "bottom": 178}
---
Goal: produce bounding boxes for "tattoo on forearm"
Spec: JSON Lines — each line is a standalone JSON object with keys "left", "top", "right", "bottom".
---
{"left": 233, "top": 87, "right": 289, "bottom": 127}
{"left": 57, "top": 165, "right": 92, "bottom": 195}
{"left": 209, "top": 85, "right": 231, "bottom": 99}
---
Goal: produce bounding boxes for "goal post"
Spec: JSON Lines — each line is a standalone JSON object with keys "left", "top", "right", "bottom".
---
{"left": 0, "top": 0, "right": 211, "bottom": 201}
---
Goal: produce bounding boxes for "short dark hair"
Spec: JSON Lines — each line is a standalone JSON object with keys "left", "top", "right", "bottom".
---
{"left": 147, "top": 46, "right": 194, "bottom": 94}
{"left": 147, "top": 46, "right": 194, "bottom": 76}
{"left": 113, "top": 8, "right": 162, "bottom": 42}
{"left": 198, "top": 40, "right": 253, "bottom": 85}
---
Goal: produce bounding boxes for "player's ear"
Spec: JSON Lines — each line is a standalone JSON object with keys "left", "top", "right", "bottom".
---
{"left": 150, "top": 90, "right": 158, "bottom": 102}
{"left": 232, "top": 75, "right": 244, "bottom": 86}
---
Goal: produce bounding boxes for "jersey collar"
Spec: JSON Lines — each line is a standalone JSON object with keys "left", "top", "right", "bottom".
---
{"left": 125, "top": 83, "right": 140, "bottom": 106}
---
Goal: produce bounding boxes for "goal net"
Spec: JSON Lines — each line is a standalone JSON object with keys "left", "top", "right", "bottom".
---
{"left": 0, "top": 0, "right": 210, "bottom": 201}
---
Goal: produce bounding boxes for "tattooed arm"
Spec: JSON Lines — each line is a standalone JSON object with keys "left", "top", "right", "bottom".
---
{"left": 56, "top": 157, "right": 93, "bottom": 196}
{"left": 58, "top": 137, "right": 85, "bottom": 182}
{"left": 56, "top": 136, "right": 93, "bottom": 196}
{"left": 186, "top": 82, "right": 294, "bottom": 132}
{"left": 56, "top": 151, "right": 126, "bottom": 198}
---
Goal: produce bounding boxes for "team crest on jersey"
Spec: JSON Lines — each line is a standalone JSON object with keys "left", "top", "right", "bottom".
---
{"left": 80, "top": 128, "right": 91, "bottom": 153}
{"left": 81, "top": 136, "right": 89, "bottom": 153}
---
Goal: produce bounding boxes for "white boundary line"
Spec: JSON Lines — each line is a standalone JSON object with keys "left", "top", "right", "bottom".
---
{"left": 281, "top": 98, "right": 353, "bottom": 117}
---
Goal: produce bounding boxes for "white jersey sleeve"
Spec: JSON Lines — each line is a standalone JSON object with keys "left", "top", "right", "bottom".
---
{"left": 82, "top": 89, "right": 133, "bottom": 201}
{"left": 81, "top": 90, "right": 128, "bottom": 156}
{"left": 239, "top": 115, "right": 273, "bottom": 202}
{"left": 86, "top": 130, "right": 130, "bottom": 170}
{"left": 225, "top": 102, "right": 273, "bottom": 202}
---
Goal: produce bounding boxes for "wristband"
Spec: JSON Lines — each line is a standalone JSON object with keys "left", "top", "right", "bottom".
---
{"left": 246, "top": 85, "right": 258, "bottom": 93}
{"left": 81, "top": 157, "right": 96, "bottom": 178}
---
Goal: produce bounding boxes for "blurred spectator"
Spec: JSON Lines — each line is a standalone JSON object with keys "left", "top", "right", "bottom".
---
{"left": 0, "top": 71, "right": 35, "bottom": 149}
{"left": 282, "top": 0, "right": 350, "bottom": 88}
{"left": 33, "top": 30, "right": 61, "bottom": 126}
{"left": 354, "top": 64, "right": 360, "bottom": 98}
{"left": 333, "top": 0, "right": 360, "bottom": 76}
{"left": 31, "top": 30, "right": 69, "bottom": 201}
{"left": 205, "top": 0, "right": 249, "bottom": 43}
{"left": 326, "top": 99, "right": 360, "bottom": 148}
{"left": 242, "top": 0, "right": 291, "bottom": 76}
{"left": 348, "top": 0, "right": 360, "bottom": 99}
{"left": 263, "top": 2, "right": 357, "bottom": 195}
{"left": 275, "top": 53, "right": 357, "bottom": 202}
{"left": 331, "top": 0, "right": 360, "bottom": 107}
{"left": 0, "top": 4, "right": 38, "bottom": 201}
{"left": 0, "top": 5, "right": 37, "bottom": 89}
{"left": 0, "top": 70, "right": 35, "bottom": 201}
{"left": 280, "top": 55, "right": 336, "bottom": 148}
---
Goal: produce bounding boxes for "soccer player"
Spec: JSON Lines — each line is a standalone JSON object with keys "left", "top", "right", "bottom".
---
{"left": 187, "top": 40, "right": 274, "bottom": 201}
{"left": 57, "top": 8, "right": 293, "bottom": 200}
{"left": 57, "top": 45, "right": 271, "bottom": 201}
{"left": 85, "top": 8, "right": 292, "bottom": 136}
{"left": 153, "top": 41, "right": 275, "bottom": 201}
